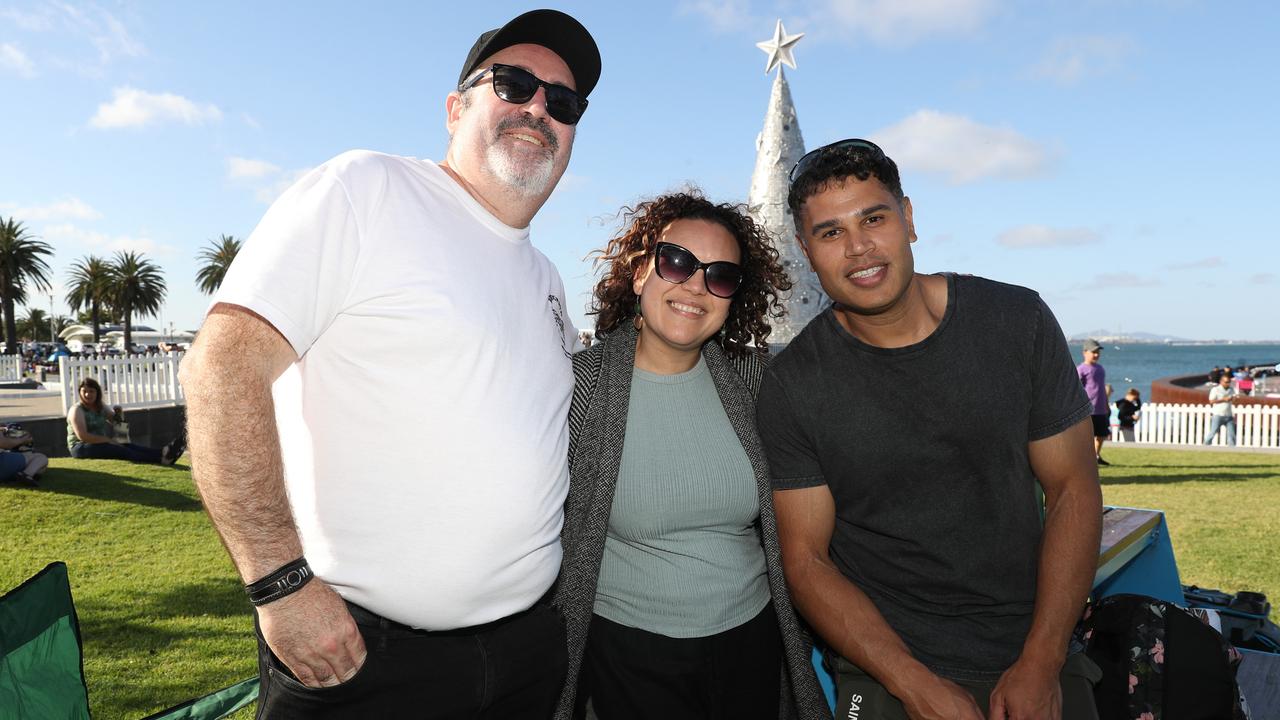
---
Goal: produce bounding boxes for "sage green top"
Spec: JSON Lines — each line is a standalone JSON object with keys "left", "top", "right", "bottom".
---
{"left": 593, "top": 357, "right": 770, "bottom": 638}
{"left": 67, "top": 405, "right": 111, "bottom": 451}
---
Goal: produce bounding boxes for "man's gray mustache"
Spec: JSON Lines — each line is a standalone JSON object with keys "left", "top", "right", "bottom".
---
{"left": 496, "top": 116, "right": 558, "bottom": 152}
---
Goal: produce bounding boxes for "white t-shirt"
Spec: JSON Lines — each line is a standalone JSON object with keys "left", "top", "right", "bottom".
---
{"left": 1209, "top": 384, "right": 1235, "bottom": 416}
{"left": 215, "top": 150, "right": 575, "bottom": 629}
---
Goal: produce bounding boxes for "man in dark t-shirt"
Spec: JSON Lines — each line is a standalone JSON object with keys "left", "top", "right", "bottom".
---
{"left": 1116, "top": 388, "right": 1142, "bottom": 442}
{"left": 758, "top": 139, "right": 1103, "bottom": 720}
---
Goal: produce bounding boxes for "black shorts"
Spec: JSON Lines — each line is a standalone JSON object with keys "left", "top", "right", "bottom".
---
{"left": 1091, "top": 414, "right": 1110, "bottom": 438}
{"left": 830, "top": 652, "right": 1102, "bottom": 720}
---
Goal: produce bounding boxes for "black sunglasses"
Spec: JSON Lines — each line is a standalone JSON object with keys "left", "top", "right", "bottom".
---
{"left": 653, "top": 242, "right": 743, "bottom": 299}
{"left": 459, "top": 64, "right": 588, "bottom": 126}
{"left": 788, "top": 138, "right": 886, "bottom": 183}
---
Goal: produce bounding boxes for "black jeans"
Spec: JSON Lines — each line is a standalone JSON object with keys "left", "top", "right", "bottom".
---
{"left": 255, "top": 601, "right": 567, "bottom": 719}
{"left": 583, "top": 602, "right": 782, "bottom": 720}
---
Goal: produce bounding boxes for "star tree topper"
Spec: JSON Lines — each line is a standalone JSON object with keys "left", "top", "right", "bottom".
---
{"left": 756, "top": 19, "right": 803, "bottom": 74}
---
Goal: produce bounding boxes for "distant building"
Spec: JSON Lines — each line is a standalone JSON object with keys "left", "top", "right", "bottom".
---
{"left": 58, "top": 324, "right": 194, "bottom": 352}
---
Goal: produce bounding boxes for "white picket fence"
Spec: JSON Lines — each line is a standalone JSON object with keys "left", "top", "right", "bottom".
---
{"left": 1110, "top": 402, "right": 1280, "bottom": 449}
{"left": 0, "top": 355, "right": 22, "bottom": 382}
{"left": 59, "top": 352, "right": 185, "bottom": 414}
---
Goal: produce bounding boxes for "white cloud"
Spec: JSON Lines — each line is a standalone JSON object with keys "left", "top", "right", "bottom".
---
{"left": 823, "top": 0, "right": 996, "bottom": 46}
{"left": 0, "top": 43, "right": 35, "bottom": 77}
{"left": 241, "top": 113, "right": 262, "bottom": 130}
{"left": 2, "top": 4, "right": 143, "bottom": 78}
{"left": 680, "top": 0, "right": 994, "bottom": 51}
{"left": 42, "top": 223, "right": 170, "bottom": 256}
{"left": 1033, "top": 34, "right": 1134, "bottom": 85}
{"left": 255, "top": 168, "right": 314, "bottom": 205}
{"left": 1251, "top": 273, "right": 1275, "bottom": 285}
{"left": 997, "top": 225, "right": 1100, "bottom": 248}
{"left": 549, "top": 171, "right": 591, "bottom": 200}
{"left": 1077, "top": 273, "right": 1159, "bottom": 291}
{"left": 1, "top": 7, "right": 54, "bottom": 31}
{"left": 53, "top": 1, "right": 143, "bottom": 63}
{"left": 227, "top": 157, "right": 281, "bottom": 179}
{"left": 872, "top": 109, "right": 1051, "bottom": 184}
{"left": 2, "top": 198, "right": 102, "bottom": 221}
{"left": 677, "top": 0, "right": 758, "bottom": 33}
{"left": 93, "top": 9, "right": 144, "bottom": 63}
{"left": 90, "top": 87, "right": 222, "bottom": 129}
{"left": 1165, "top": 256, "right": 1223, "bottom": 270}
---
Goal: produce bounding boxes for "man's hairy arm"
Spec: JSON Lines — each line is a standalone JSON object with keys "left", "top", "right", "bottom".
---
{"left": 181, "top": 303, "right": 366, "bottom": 688}
{"left": 989, "top": 418, "right": 1102, "bottom": 720}
{"left": 774, "top": 485, "right": 983, "bottom": 720}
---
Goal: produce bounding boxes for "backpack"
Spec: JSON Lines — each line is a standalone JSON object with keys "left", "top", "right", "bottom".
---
{"left": 1083, "top": 594, "right": 1250, "bottom": 720}
{"left": 1183, "top": 586, "right": 1280, "bottom": 653}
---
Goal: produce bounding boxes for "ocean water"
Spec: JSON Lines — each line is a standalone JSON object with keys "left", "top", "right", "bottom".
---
{"left": 1084, "top": 343, "right": 1280, "bottom": 399}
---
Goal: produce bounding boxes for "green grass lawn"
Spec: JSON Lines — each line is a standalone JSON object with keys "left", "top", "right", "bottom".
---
{"left": 0, "top": 458, "right": 256, "bottom": 720}
{"left": 1, "top": 447, "right": 1277, "bottom": 718}
{"left": 1098, "top": 447, "right": 1280, "bottom": 620}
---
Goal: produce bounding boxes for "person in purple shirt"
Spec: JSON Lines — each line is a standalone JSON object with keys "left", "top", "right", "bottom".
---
{"left": 1077, "top": 339, "right": 1109, "bottom": 464}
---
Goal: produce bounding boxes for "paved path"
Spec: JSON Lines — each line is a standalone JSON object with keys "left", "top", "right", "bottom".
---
{"left": 0, "top": 390, "right": 64, "bottom": 419}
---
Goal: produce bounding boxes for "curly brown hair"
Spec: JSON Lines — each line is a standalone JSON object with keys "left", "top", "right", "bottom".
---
{"left": 589, "top": 190, "right": 792, "bottom": 356}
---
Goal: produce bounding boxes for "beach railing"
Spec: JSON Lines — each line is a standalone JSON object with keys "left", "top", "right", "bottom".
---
{"left": 58, "top": 352, "right": 185, "bottom": 415}
{"left": 0, "top": 355, "right": 22, "bottom": 383}
{"left": 1110, "top": 402, "right": 1280, "bottom": 449}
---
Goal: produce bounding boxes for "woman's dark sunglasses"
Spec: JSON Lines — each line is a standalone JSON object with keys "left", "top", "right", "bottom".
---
{"left": 654, "top": 242, "right": 743, "bottom": 299}
{"left": 788, "top": 138, "right": 885, "bottom": 183}
{"left": 460, "top": 64, "right": 588, "bottom": 126}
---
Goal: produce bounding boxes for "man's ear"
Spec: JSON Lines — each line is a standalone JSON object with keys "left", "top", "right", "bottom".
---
{"left": 794, "top": 232, "right": 815, "bottom": 270}
{"left": 445, "top": 91, "right": 465, "bottom": 135}
{"left": 902, "top": 196, "right": 917, "bottom": 244}
{"left": 793, "top": 205, "right": 816, "bottom": 269}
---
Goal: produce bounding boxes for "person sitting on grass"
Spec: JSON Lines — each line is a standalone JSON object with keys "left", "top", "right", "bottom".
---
{"left": 0, "top": 425, "right": 48, "bottom": 486}
{"left": 66, "top": 378, "right": 185, "bottom": 465}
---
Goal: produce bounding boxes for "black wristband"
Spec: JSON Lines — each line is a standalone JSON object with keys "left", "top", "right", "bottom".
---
{"left": 245, "top": 557, "right": 314, "bottom": 606}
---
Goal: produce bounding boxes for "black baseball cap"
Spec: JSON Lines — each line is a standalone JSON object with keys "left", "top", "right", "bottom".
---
{"left": 458, "top": 9, "right": 601, "bottom": 98}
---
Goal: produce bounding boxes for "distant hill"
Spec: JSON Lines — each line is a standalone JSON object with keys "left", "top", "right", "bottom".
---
{"left": 1068, "top": 330, "right": 1193, "bottom": 344}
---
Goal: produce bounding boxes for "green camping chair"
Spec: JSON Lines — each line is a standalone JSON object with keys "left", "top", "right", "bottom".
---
{"left": 0, "top": 562, "right": 91, "bottom": 718}
{"left": 1, "top": 562, "right": 258, "bottom": 720}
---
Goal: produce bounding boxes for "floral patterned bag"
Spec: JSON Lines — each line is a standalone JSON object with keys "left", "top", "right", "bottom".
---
{"left": 1082, "top": 594, "right": 1250, "bottom": 720}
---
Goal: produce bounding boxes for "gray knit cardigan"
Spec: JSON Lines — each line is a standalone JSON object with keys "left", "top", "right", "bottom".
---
{"left": 550, "top": 322, "right": 831, "bottom": 720}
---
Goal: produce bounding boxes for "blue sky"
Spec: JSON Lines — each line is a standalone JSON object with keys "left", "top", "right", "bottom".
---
{"left": 3, "top": 1, "right": 1277, "bottom": 341}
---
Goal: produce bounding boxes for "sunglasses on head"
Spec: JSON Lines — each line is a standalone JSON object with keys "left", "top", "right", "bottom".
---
{"left": 653, "top": 242, "right": 743, "bottom": 299}
{"left": 460, "top": 63, "right": 588, "bottom": 126}
{"left": 788, "top": 138, "right": 886, "bottom": 183}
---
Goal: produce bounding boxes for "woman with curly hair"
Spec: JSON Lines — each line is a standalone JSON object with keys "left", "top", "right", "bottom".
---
{"left": 552, "top": 190, "right": 830, "bottom": 720}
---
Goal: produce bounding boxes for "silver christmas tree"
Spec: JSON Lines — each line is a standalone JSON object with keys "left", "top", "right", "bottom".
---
{"left": 748, "top": 20, "right": 827, "bottom": 345}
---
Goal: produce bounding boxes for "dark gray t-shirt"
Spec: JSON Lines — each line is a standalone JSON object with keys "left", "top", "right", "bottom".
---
{"left": 757, "top": 273, "right": 1090, "bottom": 678}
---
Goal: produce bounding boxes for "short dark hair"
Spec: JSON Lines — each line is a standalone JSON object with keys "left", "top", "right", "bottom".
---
{"left": 787, "top": 144, "right": 906, "bottom": 224}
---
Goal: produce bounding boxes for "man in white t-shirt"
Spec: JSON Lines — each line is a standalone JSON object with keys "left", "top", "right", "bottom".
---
{"left": 179, "top": 10, "right": 600, "bottom": 717}
{"left": 1205, "top": 372, "right": 1238, "bottom": 446}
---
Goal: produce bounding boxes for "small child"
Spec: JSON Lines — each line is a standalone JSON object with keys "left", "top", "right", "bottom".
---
{"left": 1116, "top": 388, "right": 1142, "bottom": 443}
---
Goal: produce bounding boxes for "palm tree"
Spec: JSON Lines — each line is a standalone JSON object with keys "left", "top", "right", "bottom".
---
{"left": 195, "top": 234, "right": 242, "bottom": 295}
{"left": 108, "top": 251, "right": 167, "bottom": 351}
{"left": 53, "top": 315, "right": 73, "bottom": 335}
{"left": 17, "top": 307, "right": 49, "bottom": 342}
{"left": 65, "top": 255, "right": 115, "bottom": 343}
{"left": 0, "top": 217, "right": 54, "bottom": 354}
